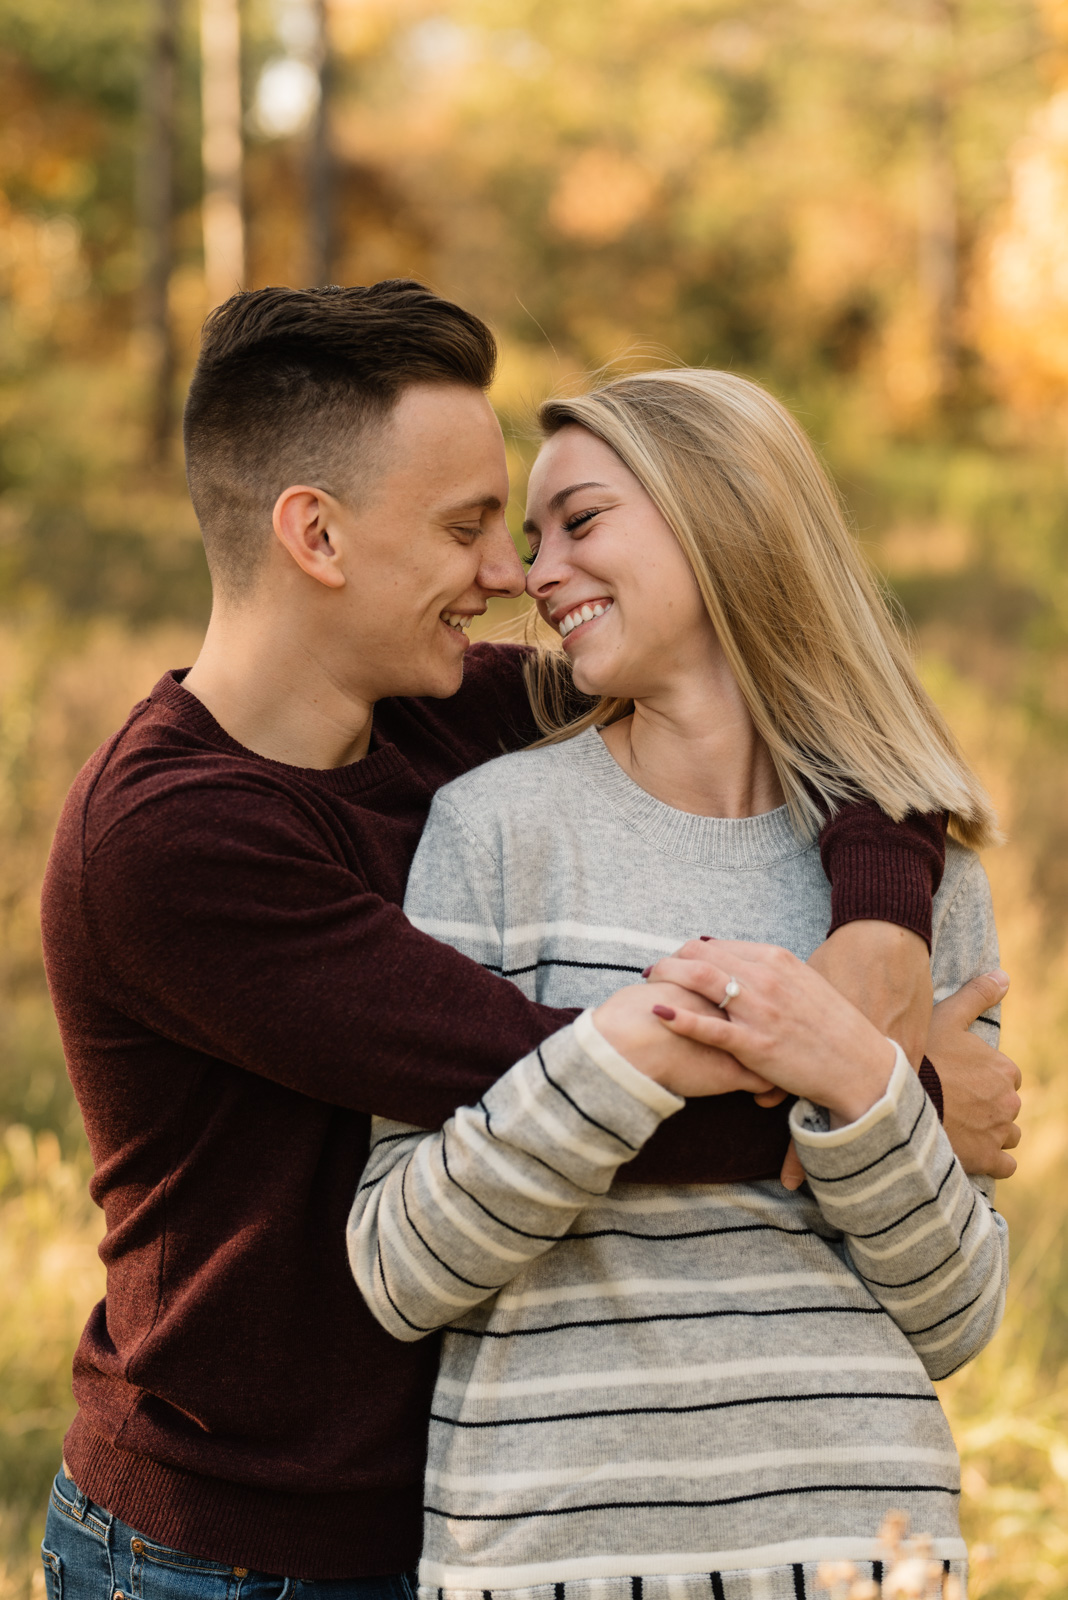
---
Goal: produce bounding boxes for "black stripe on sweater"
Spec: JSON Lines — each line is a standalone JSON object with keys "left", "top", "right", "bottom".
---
{"left": 537, "top": 1046, "right": 637, "bottom": 1151}
{"left": 479, "top": 953, "right": 645, "bottom": 979}
{"left": 861, "top": 1188, "right": 984, "bottom": 1291}
{"left": 446, "top": 1305, "right": 885, "bottom": 1340}
{"left": 564, "top": 1220, "right": 817, "bottom": 1244}
{"left": 803, "top": 1097, "right": 927, "bottom": 1184}
{"left": 909, "top": 1282, "right": 988, "bottom": 1337}
{"left": 430, "top": 1389, "right": 939, "bottom": 1429}
{"left": 840, "top": 1155, "right": 958, "bottom": 1241}
{"left": 425, "top": 1482, "right": 959, "bottom": 1521}
{"left": 499, "top": 958, "right": 648, "bottom": 979}
{"left": 439, "top": 1133, "right": 572, "bottom": 1242}
{"left": 400, "top": 1159, "right": 501, "bottom": 1292}
{"left": 479, "top": 1099, "right": 606, "bottom": 1193}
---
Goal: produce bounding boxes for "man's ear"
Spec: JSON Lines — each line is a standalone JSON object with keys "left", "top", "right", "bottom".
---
{"left": 272, "top": 485, "right": 347, "bottom": 590}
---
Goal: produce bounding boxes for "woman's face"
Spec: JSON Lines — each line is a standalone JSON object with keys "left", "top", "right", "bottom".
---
{"left": 523, "top": 425, "right": 719, "bottom": 701}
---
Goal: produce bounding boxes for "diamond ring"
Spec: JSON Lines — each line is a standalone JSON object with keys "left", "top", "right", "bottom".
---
{"left": 722, "top": 976, "right": 741, "bottom": 1007}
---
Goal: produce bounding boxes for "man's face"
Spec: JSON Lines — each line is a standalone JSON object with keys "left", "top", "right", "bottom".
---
{"left": 331, "top": 383, "right": 524, "bottom": 701}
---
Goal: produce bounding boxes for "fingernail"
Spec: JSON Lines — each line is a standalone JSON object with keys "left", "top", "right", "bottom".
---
{"left": 652, "top": 1005, "right": 676, "bottom": 1020}
{"left": 641, "top": 965, "right": 652, "bottom": 979}
{"left": 699, "top": 935, "right": 714, "bottom": 942}
{"left": 991, "top": 969, "right": 1009, "bottom": 987}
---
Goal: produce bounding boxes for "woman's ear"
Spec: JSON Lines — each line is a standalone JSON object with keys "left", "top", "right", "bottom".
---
{"left": 272, "top": 485, "right": 347, "bottom": 590}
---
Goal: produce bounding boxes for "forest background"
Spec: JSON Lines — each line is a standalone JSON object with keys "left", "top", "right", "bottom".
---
{"left": 2, "top": 0, "right": 1068, "bottom": 1594}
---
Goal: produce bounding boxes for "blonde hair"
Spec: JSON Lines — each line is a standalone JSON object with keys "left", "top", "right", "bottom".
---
{"left": 524, "top": 368, "right": 997, "bottom": 848}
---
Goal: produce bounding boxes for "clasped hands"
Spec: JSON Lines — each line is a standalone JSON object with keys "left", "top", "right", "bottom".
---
{"left": 593, "top": 923, "right": 1021, "bottom": 1184}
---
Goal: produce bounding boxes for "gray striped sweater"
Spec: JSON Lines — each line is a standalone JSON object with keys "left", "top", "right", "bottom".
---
{"left": 347, "top": 728, "right": 1008, "bottom": 1600}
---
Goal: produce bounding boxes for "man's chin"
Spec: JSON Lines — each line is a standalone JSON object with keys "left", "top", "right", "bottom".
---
{"left": 394, "top": 657, "right": 467, "bottom": 701}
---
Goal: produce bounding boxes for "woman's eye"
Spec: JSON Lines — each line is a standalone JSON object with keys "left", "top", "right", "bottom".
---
{"left": 522, "top": 547, "right": 538, "bottom": 567}
{"left": 565, "top": 508, "right": 600, "bottom": 534}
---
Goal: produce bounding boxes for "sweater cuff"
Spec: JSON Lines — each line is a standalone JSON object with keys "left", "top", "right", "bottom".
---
{"left": 789, "top": 1042, "right": 915, "bottom": 1156}
{"left": 818, "top": 804, "right": 947, "bottom": 951}
{"left": 918, "top": 1054, "right": 944, "bottom": 1121}
{"left": 574, "top": 1008, "right": 685, "bottom": 1119}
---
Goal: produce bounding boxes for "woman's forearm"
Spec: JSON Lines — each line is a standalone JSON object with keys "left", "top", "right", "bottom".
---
{"left": 792, "top": 1052, "right": 1009, "bottom": 1379}
{"left": 347, "top": 1014, "right": 682, "bottom": 1339}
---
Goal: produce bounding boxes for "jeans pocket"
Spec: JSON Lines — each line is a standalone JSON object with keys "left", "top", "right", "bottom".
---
{"left": 127, "top": 1535, "right": 240, "bottom": 1600}
{"left": 41, "top": 1548, "right": 63, "bottom": 1600}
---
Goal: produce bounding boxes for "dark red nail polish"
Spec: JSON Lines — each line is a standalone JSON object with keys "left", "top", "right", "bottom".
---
{"left": 652, "top": 1005, "right": 676, "bottom": 1021}
{"left": 641, "top": 965, "right": 652, "bottom": 978}
{"left": 699, "top": 935, "right": 714, "bottom": 941}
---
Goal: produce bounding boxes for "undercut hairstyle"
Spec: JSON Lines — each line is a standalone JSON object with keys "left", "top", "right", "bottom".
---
{"left": 525, "top": 368, "right": 998, "bottom": 848}
{"left": 182, "top": 280, "right": 497, "bottom": 594}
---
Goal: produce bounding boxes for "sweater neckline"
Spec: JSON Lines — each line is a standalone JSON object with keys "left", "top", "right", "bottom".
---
{"left": 567, "top": 727, "right": 810, "bottom": 869}
{"left": 151, "top": 671, "right": 416, "bottom": 797}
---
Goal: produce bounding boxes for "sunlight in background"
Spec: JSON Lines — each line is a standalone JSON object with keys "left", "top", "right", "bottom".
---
{"left": 252, "top": 56, "right": 320, "bottom": 138}
{"left": 251, "top": 0, "right": 323, "bottom": 138}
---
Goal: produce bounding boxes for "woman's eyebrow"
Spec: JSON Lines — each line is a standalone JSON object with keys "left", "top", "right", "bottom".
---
{"left": 547, "top": 480, "right": 608, "bottom": 514}
{"left": 522, "top": 480, "right": 609, "bottom": 535}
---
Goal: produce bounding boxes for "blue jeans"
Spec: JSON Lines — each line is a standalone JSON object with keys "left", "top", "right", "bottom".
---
{"left": 42, "top": 1469, "right": 418, "bottom": 1600}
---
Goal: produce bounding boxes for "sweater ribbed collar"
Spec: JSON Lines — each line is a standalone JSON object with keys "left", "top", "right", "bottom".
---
{"left": 150, "top": 670, "right": 415, "bottom": 797}
{"left": 568, "top": 727, "right": 811, "bottom": 870}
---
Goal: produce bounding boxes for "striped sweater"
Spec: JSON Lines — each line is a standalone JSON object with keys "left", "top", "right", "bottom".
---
{"left": 347, "top": 728, "right": 1008, "bottom": 1600}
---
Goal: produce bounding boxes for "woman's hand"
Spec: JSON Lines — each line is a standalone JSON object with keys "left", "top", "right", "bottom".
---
{"left": 592, "top": 980, "right": 775, "bottom": 1099}
{"left": 644, "top": 941, "right": 897, "bottom": 1127}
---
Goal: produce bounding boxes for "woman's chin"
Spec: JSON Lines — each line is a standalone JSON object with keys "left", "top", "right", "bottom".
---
{"left": 571, "top": 665, "right": 631, "bottom": 702}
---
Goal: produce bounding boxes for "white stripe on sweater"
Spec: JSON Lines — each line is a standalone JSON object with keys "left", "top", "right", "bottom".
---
{"left": 426, "top": 1445, "right": 959, "bottom": 1493}
{"left": 494, "top": 1271, "right": 870, "bottom": 1311}
{"left": 433, "top": 1354, "right": 925, "bottom": 1401}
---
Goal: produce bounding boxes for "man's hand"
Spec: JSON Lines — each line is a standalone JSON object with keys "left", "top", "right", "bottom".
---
{"left": 930, "top": 970, "right": 1020, "bottom": 1177}
{"left": 593, "top": 981, "right": 773, "bottom": 1099}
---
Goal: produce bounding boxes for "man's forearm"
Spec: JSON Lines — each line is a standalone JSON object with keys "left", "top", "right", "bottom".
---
{"left": 808, "top": 921, "right": 932, "bottom": 1068}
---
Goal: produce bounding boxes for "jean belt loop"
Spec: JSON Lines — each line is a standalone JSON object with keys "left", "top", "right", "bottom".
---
{"left": 62, "top": 1459, "right": 93, "bottom": 1524}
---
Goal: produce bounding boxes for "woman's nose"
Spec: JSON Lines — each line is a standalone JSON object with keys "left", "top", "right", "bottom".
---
{"left": 526, "top": 547, "right": 565, "bottom": 599}
{"left": 526, "top": 565, "right": 556, "bottom": 599}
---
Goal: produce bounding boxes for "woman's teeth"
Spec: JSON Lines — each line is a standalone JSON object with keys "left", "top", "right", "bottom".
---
{"left": 442, "top": 612, "right": 471, "bottom": 632}
{"left": 559, "top": 601, "right": 612, "bottom": 638}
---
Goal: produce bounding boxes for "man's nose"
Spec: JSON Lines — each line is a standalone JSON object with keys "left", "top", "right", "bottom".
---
{"left": 478, "top": 522, "right": 526, "bottom": 598}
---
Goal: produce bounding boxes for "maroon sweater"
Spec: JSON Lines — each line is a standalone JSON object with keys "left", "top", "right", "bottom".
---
{"left": 40, "top": 644, "right": 944, "bottom": 1580}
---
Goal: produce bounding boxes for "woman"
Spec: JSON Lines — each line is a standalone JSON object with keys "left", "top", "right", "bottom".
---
{"left": 347, "top": 370, "right": 1007, "bottom": 1600}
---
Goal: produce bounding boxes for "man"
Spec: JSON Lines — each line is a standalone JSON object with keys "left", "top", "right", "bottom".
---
{"left": 40, "top": 281, "right": 1020, "bottom": 1600}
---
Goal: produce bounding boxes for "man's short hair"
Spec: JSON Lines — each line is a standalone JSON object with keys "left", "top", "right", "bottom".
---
{"left": 182, "top": 280, "right": 498, "bottom": 594}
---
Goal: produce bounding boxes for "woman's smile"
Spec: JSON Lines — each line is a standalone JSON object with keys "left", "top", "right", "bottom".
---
{"left": 552, "top": 596, "right": 614, "bottom": 641}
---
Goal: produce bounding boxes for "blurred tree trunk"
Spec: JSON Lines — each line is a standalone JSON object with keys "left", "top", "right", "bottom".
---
{"left": 920, "top": 0, "right": 959, "bottom": 402}
{"left": 200, "top": 0, "right": 244, "bottom": 309}
{"left": 307, "top": 0, "right": 333, "bottom": 287}
{"left": 140, "top": 0, "right": 180, "bottom": 466}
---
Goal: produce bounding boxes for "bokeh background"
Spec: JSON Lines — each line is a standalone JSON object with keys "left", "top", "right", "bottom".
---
{"left": 2, "top": 0, "right": 1068, "bottom": 1594}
